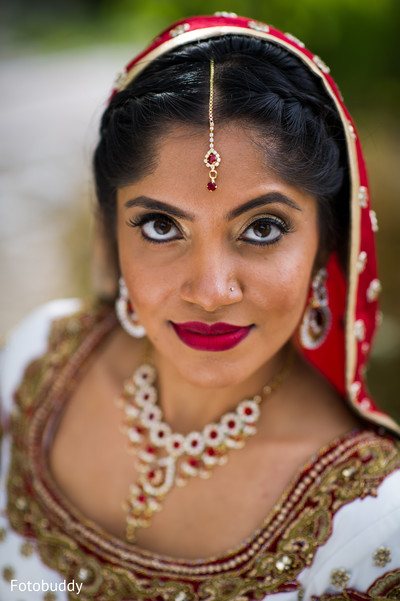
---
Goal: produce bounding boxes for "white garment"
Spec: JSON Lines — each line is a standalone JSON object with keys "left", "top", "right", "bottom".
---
{"left": 0, "top": 301, "right": 399, "bottom": 601}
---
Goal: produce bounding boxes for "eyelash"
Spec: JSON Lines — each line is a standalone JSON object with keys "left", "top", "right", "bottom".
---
{"left": 126, "top": 213, "right": 292, "bottom": 247}
{"left": 239, "top": 216, "right": 292, "bottom": 247}
{"left": 126, "top": 213, "right": 183, "bottom": 244}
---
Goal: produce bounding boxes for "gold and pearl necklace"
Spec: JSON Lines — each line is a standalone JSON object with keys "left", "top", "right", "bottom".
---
{"left": 116, "top": 353, "right": 292, "bottom": 542}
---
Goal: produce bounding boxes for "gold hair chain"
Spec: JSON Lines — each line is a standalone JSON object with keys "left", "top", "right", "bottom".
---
{"left": 204, "top": 59, "right": 221, "bottom": 191}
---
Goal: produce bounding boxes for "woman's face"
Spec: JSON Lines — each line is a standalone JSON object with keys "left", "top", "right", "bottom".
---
{"left": 117, "top": 124, "right": 319, "bottom": 388}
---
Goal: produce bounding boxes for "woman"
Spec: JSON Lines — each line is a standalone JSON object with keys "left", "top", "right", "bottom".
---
{"left": 1, "top": 13, "right": 400, "bottom": 600}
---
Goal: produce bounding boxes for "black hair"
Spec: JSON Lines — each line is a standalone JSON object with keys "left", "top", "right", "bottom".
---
{"left": 94, "top": 35, "right": 349, "bottom": 267}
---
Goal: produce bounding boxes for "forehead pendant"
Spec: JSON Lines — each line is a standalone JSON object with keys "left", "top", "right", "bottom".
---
{"left": 204, "top": 59, "right": 221, "bottom": 191}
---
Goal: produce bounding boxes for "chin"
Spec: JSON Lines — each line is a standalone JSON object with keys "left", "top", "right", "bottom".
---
{"left": 175, "top": 353, "right": 256, "bottom": 389}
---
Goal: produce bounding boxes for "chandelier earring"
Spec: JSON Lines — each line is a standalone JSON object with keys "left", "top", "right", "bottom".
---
{"left": 115, "top": 277, "right": 146, "bottom": 338}
{"left": 300, "top": 267, "right": 331, "bottom": 349}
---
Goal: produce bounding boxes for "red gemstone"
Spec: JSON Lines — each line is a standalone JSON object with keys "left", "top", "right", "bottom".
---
{"left": 207, "top": 448, "right": 216, "bottom": 456}
{"left": 228, "top": 420, "right": 236, "bottom": 429}
{"left": 138, "top": 494, "right": 147, "bottom": 503}
{"left": 146, "top": 445, "right": 155, "bottom": 454}
{"left": 127, "top": 300, "right": 133, "bottom": 313}
{"left": 173, "top": 441, "right": 181, "bottom": 448}
{"left": 207, "top": 182, "right": 217, "bottom": 191}
{"left": 244, "top": 407, "right": 253, "bottom": 416}
{"left": 208, "top": 153, "right": 217, "bottom": 164}
{"left": 191, "top": 440, "right": 198, "bottom": 447}
{"left": 210, "top": 431, "right": 218, "bottom": 439}
{"left": 189, "top": 458, "right": 199, "bottom": 467}
{"left": 361, "top": 452, "right": 373, "bottom": 464}
{"left": 158, "top": 430, "right": 165, "bottom": 438}
{"left": 148, "top": 470, "right": 155, "bottom": 479}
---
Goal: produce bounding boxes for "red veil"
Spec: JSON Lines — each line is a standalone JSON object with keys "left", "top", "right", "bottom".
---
{"left": 102, "top": 13, "right": 399, "bottom": 435}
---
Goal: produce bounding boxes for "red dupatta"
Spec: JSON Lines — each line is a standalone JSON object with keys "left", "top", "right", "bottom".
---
{"left": 106, "top": 13, "right": 399, "bottom": 435}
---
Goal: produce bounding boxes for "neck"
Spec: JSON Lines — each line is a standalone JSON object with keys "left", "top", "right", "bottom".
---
{"left": 151, "top": 346, "right": 289, "bottom": 434}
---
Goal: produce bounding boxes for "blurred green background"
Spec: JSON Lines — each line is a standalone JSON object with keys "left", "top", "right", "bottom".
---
{"left": 3, "top": 0, "right": 400, "bottom": 111}
{"left": 1, "top": 0, "right": 399, "bottom": 420}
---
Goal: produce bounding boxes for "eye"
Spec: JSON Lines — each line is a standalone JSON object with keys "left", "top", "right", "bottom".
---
{"left": 240, "top": 217, "right": 286, "bottom": 246}
{"left": 127, "top": 213, "right": 183, "bottom": 243}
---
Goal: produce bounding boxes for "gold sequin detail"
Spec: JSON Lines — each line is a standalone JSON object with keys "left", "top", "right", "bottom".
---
{"left": 297, "top": 588, "right": 305, "bottom": 601}
{"left": 248, "top": 20, "right": 269, "bottom": 32}
{"left": 313, "top": 55, "right": 330, "bottom": 73}
{"left": 169, "top": 23, "right": 190, "bottom": 37}
{"left": 20, "top": 540, "right": 34, "bottom": 557}
{"left": 356, "top": 251, "right": 368, "bottom": 274}
{"left": 2, "top": 565, "right": 15, "bottom": 582}
{"left": 330, "top": 568, "right": 350, "bottom": 588}
{"left": 348, "top": 123, "right": 356, "bottom": 139}
{"left": 354, "top": 319, "right": 366, "bottom": 342}
{"left": 373, "top": 546, "right": 391, "bottom": 567}
{"left": 358, "top": 186, "right": 368, "bottom": 208}
{"left": 275, "top": 555, "right": 293, "bottom": 573}
{"left": 367, "top": 279, "right": 382, "bottom": 303}
{"left": 284, "top": 33, "right": 305, "bottom": 48}
{"left": 370, "top": 210, "right": 379, "bottom": 232}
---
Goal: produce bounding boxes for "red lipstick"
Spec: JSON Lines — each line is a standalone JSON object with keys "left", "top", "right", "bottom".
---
{"left": 171, "top": 321, "right": 252, "bottom": 351}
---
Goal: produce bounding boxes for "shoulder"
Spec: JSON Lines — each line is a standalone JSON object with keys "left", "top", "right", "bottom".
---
{"left": 0, "top": 299, "right": 82, "bottom": 419}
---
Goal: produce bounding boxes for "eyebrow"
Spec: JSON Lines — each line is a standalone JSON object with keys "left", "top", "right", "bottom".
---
{"left": 226, "top": 193, "right": 302, "bottom": 220}
{"left": 124, "top": 192, "right": 302, "bottom": 221}
{"left": 124, "top": 197, "right": 195, "bottom": 220}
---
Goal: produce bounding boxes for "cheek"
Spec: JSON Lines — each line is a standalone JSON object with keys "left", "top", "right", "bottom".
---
{"left": 250, "top": 243, "right": 317, "bottom": 319}
{"left": 265, "top": 265, "right": 309, "bottom": 310}
{"left": 120, "top": 261, "right": 173, "bottom": 313}
{"left": 118, "top": 245, "right": 178, "bottom": 317}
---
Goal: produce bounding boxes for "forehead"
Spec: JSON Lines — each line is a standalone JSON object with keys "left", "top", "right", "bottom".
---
{"left": 118, "top": 123, "right": 316, "bottom": 216}
{"left": 157, "top": 122, "right": 266, "bottom": 177}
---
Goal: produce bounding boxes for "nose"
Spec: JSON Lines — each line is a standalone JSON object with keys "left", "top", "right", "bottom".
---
{"left": 179, "top": 243, "right": 243, "bottom": 312}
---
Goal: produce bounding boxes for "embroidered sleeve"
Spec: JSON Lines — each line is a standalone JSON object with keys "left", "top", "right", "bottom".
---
{"left": 312, "top": 568, "right": 400, "bottom": 599}
{"left": 302, "top": 468, "right": 400, "bottom": 600}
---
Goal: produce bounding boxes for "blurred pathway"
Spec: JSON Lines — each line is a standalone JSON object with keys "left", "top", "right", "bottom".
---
{"left": 0, "top": 45, "right": 132, "bottom": 336}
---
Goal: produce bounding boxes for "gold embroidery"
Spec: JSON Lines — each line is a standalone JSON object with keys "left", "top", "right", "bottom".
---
{"left": 368, "top": 569, "right": 400, "bottom": 599}
{"left": 373, "top": 547, "right": 392, "bottom": 568}
{"left": 2, "top": 565, "right": 15, "bottom": 582}
{"left": 5, "top": 303, "right": 400, "bottom": 600}
{"left": 330, "top": 568, "right": 350, "bottom": 589}
{"left": 20, "top": 540, "right": 35, "bottom": 557}
{"left": 316, "top": 594, "right": 367, "bottom": 600}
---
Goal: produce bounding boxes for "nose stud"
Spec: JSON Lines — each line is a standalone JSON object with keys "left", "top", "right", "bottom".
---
{"left": 229, "top": 286, "right": 235, "bottom": 292}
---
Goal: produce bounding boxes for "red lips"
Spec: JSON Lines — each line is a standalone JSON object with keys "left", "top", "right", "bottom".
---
{"left": 171, "top": 321, "right": 252, "bottom": 351}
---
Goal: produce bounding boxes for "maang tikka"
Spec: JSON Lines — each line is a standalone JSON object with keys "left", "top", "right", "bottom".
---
{"left": 204, "top": 59, "right": 221, "bottom": 191}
